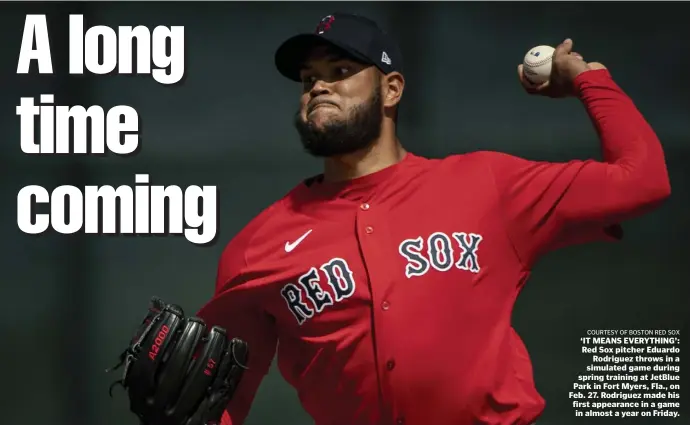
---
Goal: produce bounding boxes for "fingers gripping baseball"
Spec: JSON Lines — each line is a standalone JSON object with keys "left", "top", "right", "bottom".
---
{"left": 553, "top": 38, "right": 573, "bottom": 57}
{"left": 554, "top": 39, "right": 606, "bottom": 71}
{"left": 518, "top": 39, "right": 607, "bottom": 98}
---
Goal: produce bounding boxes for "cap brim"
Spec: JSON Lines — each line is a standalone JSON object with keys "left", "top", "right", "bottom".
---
{"left": 274, "top": 33, "right": 372, "bottom": 82}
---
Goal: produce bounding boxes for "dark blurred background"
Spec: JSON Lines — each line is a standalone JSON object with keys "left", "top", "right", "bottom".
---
{"left": 0, "top": 2, "right": 687, "bottom": 425}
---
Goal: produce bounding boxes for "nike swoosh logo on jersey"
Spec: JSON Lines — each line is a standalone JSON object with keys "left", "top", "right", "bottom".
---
{"left": 285, "top": 229, "right": 313, "bottom": 253}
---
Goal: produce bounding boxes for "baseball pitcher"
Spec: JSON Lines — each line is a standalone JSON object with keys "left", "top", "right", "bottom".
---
{"left": 109, "top": 12, "right": 670, "bottom": 425}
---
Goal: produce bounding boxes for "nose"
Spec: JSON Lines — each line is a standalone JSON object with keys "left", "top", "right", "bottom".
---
{"left": 309, "top": 79, "right": 333, "bottom": 98}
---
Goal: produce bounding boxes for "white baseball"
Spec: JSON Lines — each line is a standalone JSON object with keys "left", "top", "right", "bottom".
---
{"left": 522, "top": 45, "right": 555, "bottom": 85}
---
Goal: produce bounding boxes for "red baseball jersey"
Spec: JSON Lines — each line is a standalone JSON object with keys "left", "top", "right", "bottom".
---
{"left": 198, "top": 69, "right": 669, "bottom": 425}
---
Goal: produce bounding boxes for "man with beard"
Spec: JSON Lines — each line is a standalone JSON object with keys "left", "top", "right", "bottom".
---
{"left": 195, "top": 12, "right": 670, "bottom": 425}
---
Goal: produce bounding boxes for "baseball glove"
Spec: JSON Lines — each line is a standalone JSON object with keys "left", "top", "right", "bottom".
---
{"left": 107, "top": 297, "right": 249, "bottom": 425}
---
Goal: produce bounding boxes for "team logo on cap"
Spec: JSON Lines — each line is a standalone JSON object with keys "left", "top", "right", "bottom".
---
{"left": 315, "top": 15, "right": 335, "bottom": 34}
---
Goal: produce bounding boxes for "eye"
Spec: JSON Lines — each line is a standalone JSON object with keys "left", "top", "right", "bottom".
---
{"left": 301, "top": 75, "right": 317, "bottom": 89}
{"left": 301, "top": 74, "right": 316, "bottom": 84}
{"left": 336, "top": 66, "right": 351, "bottom": 76}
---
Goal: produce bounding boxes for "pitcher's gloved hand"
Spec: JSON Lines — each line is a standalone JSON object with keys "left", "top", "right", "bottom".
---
{"left": 518, "top": 38, "right": 607, "bottom": 98}
{"left": 107, "top": 297, "right": 249, "bottom": 425}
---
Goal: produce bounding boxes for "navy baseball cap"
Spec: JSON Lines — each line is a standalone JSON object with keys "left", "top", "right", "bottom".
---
{"left": 274, "top": 13, "right": 403, "bottom": 82}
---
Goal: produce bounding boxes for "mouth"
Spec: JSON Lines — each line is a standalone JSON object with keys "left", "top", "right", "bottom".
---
{"left": 308, "top": 102, "right": 337, "bottom": 114}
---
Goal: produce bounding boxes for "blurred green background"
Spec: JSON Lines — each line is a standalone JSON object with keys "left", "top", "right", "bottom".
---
{"left": 0, "top": 2, "right": 687, "bottom": 425}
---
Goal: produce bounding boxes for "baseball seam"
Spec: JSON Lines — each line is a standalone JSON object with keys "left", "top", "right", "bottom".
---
{"left": 525, "top": 56, "right": 552, "bottom": 68}
{"left": 524, "top": 74, "right": 542, "bottom": 84}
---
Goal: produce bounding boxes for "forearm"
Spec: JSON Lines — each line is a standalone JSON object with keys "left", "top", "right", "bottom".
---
{"left": 575, "top": 69, "right": 671, "bottom": 206}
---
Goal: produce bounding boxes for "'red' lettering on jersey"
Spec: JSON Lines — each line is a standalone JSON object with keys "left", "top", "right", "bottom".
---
{"left": 197, "top": 70, "right": 670, "bottom": 425}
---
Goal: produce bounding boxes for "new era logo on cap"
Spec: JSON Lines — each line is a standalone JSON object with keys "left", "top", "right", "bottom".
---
{"left": 381, "top": 51, "right": 391, "bottom": 65}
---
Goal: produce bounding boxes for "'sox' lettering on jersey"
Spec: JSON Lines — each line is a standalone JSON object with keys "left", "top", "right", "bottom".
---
{"left": 427, "top": 232, "right": 455, "bottom": 272}
{"left": 399, "top": 231, "right": 483, "bottom": 278}
{"left": 280, "top": 257, "right": 356, "bottom": 325}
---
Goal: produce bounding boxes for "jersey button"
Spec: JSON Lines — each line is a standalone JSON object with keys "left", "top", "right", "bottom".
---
{"left": 381, "top": 300, "right": 390, "bottom": 310}
{"left": 396, "top": 416, "right": 405, "bottom": 424}
{"left": 360, "top": 203, "right": 370, "bottom": 211}
{"left": 365, "top": 226, "right": 374, "bottom": 234}
{"left": 386, "top": 359, "right": 396, "bottom": 370}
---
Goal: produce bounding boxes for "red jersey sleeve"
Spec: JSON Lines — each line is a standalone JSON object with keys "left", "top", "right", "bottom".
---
{"left": 196, "top": 206, "right": 281, "bottom": 425}
{"left": 486, "top": 69, "right": 670, "bottom": 268}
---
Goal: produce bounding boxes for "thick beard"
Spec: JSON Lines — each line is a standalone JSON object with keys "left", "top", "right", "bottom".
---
{"left": 293, "top": 86, "right": 383, "bottom": 158}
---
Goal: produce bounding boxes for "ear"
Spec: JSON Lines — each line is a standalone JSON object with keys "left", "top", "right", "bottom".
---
{"left": 383, "top": 72, "right": 405, "bottom": 109}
